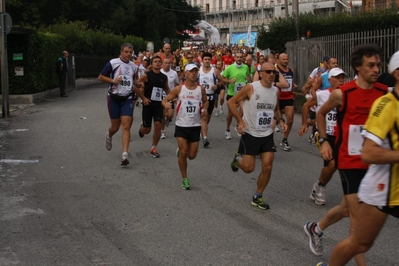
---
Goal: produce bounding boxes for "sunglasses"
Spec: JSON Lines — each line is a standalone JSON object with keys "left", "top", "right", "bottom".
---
{"left": 260, "top": 70, "right": 277, "bottom": 74}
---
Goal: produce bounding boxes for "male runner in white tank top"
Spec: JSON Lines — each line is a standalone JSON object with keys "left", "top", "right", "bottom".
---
{"left": 228, "top": 62, "right": 287, "bottom": 210}
{"left": 162, "top": 64, "right": 209, "bottom": 190}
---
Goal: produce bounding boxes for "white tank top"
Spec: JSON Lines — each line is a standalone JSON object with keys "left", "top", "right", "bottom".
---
{"left": 242, "top": 81, "right": 278, "bottom": 137}
{"left": 175, "top": 85, "right": 203, "bottom": 127}
{"left": 199, "top": 66, "right": 216, "bottom": 95}
{"left": 316, "top": 88, "right": 336, "bottom": 136}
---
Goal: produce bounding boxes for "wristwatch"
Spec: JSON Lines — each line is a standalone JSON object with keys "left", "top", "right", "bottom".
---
{"left": 318, "top": 137, "right": 327, "bottom": 145}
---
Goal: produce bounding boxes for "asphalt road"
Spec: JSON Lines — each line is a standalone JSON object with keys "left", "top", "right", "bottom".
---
{"left": 1, "top": 85, "right": 398, "bottom": 266}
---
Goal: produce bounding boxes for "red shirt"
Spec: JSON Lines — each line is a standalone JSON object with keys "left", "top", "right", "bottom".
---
{"left": 222, "top": 55, "right": 234, "bottom": 68}
{"left": 334, "top": 80, "right": 388, "bottom": 169}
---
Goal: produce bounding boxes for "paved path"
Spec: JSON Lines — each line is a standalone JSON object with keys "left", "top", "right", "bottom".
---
{"left": 1, "top": 85, "right": 398, "bottom": 265}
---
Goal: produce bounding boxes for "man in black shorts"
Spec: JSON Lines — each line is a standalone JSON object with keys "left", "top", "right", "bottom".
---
{"left": 161, "top": 64, "right": 208, "bottom": 190}
{"left": 135, "top": 56, "right": 170, "bottom": 158}
{"left": 228, "top": 62, "right": 287, "bottom": 210}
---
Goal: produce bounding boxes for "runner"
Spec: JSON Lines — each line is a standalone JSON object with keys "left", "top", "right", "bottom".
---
{"left": 214, "top": 60, "right": 226, "bottom": 116}
{"left": 276, "top": 53, "right": 297, "bottom": 151}
{"left": 304, "top": 44, "right": 388, "bottom": 266}
{"left": 228, "top": 62, "right": 287, "bottom": 210}
{"left": 320, "top": 50, "right": 399, "bottom": 266}
{"left": 298, "top": 68, "right": 346, "bottom": 205}
{"left": 160, "top": 58, "right": 180, "bottom": 139}
{"left": 135, "top": 56, "right": 171, "bottom": 158}
{"left": 198, "top": 52, "right": 233, "bottom": 147}
{"left": 161, "top": 64, "right": 208, "bottom": 190}
{"left": 98, "top": 43, "right": 142, "bottom": 165}
{"left": 222, "top": 51, "right": 252, "bottom": 140}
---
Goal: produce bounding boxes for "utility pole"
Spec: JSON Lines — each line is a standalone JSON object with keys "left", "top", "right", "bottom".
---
{"left": 284, "top": 0, "right": 289, "bottom": 18}
{"left": 0, "top": 0, "right": 10, "bottom": 118}
{"left": 292, "top": 0, "right": 299, "bottom": 40}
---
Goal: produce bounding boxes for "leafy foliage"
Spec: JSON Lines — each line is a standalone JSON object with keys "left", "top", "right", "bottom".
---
{"left": 6, "top": 0, "right": 202, "bottom": 51}
{"left": 257, "top": 8, "right": 399, "bottom": 52}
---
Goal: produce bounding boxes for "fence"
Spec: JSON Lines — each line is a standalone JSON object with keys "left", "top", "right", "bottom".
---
{"left": 286, "top": 27, "right": 399, "bottom": 89}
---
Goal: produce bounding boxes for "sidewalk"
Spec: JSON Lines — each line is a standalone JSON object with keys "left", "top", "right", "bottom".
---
{"left": 0, "top": 78, "right": 102, "bottom": 116}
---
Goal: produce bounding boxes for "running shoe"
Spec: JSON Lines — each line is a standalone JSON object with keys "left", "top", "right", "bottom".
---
{"left": 181, "top": 178, "right": 191, "bottom": 190}
{"left": 280, "top": 139, "right": 291, "bottom": 151}
{"left": 203, "top": 137, "right": 210, "bottom": 148}
{"left": 225, "top": 130, "right": 232, "bottom": 140}
{"left": 121, "top": 152, "right": 129, "bottom": 166}
{"left": 235, "top": 125, "right": 242, "bottom": 137}
{"left": 219, "top": 106, "right": 224, "bottom": 114}
{"left": 251, "top": 196, "right": 270, "bottom": 210}
{"left": 105, "top": 132, "right": 112, "bottom": 151}
{"left": 176, "top": 148, "right": 180, "bottom": 158}
{"left": 314, "top": 263, "right": 328, "bottom": 266}
{"left": 231, "top": 151, "right": 240, "bottom": 172}
{"left": 310, "top": 182, "right": 326, "bottom": 205}
{"left": 304, "top": 222, "right": 323, "bottom": 256}
{"left": 150, "top": 148, "right": 160, "bottom": 158}
{"left": 308, "top": 134, "right": 315, "bottom": 144}
{"left": 275, "top": 127, "right": 280, "bottom": 132}
{"left": 214, "top": 108, "right": 219, "bottom": 117}
{"left": 161, "top": 131, "right": 166, "bottom": 139}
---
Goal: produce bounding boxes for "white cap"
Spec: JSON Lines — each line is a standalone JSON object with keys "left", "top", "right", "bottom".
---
{"left": 328, "top": 67, "right": 347, "bottom": 79}
{"left": 185, "top": 64, "right": 199, "bottom": 71}
{"left": 388, "top": 50, "right": 399, "bottom": 74}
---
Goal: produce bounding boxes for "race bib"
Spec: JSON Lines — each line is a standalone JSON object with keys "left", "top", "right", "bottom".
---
{"left": 256, "top": 110, "right": 274, "bottom": 131}
{"left": 116, "top": 75, "right": 133, "bottom": 93}
{"left": 176, "top": 66, "right": 180, "bottom": 72}
{"left": 183, "top": 100, "right": 200, "bottom": 118}
{"left": 348, "top": 124, "right": 364, "bottom": 155}
{"left": 151, "top": 87, "right": 163, "bottom": 101}
{"left": 207, "top": 94, "right": 215, "bottom": 101}
{"left": 326, "top": 109, "right": 337, "bottom": 135}
{"left": 281, "top": 78, "right": 293, "bottom": 92}
{"left": 234, "top": 82, "right": 245, "bottom": 94}
{"left": 201, "top": 76, "right": 214, "bottom": 95}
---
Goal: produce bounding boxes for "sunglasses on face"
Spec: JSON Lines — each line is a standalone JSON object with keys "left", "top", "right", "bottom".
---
{"left": 260, "top": 70, "right": 277, "bottom": 74}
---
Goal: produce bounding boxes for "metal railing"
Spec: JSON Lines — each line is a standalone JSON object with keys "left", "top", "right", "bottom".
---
{"left": 286, "top": 27, "right": 399, "bottom": 88}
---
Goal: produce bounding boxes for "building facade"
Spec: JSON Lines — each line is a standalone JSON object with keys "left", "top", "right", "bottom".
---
{"left": 187, "top": 0, "right": 354, "bottom": 44}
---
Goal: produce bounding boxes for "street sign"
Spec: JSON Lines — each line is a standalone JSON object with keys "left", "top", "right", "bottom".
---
{"left": 1, "top": 12, "right": 12, "bottom": 34}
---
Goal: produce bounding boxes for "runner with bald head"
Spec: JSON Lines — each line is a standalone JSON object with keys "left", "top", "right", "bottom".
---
{"left": 276, "top": 53, "right": 297, "bottom": 151}
{"left": 228, "top": 62, "right": 287, "bottom": 210}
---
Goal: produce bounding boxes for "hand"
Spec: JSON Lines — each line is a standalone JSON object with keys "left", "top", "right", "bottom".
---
{"left": 142, "top": 98, "right": 151, "bottom": 106}
{"left": 230, "top": 78, "right": 236, "bottom": 84}
{"left": 320, "top": 142, "right": 333, "bottom": 161}
{"left": 298, "top": 124, "right": 308, "bottom": 136}
{"left": 113, "top": 75, "right": 122, "bottom": 84}
{"left": 280, "top": 123, "right": 288, "bottom": 133}
{"left": 237, "top": 121, "right": 247, "bottom": 135}
{"left": 212, "top": 85, "right": 217, "bottom": 90}
{"left": 163, "top": 101, "right": 172, "bottom": 109}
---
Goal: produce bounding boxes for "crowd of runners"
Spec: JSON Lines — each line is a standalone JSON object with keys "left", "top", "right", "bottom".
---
{"left": 98, "top": 42, "right": 399, "bottom": 266}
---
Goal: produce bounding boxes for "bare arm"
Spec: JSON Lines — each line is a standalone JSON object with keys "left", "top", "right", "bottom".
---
{"left": 362, "top": 138, "right": 399, "bottom": 164}
{"left": 276, "top": 72, "right": 289, "bottom": 88}
{"left": 98, "top": 74, "right": 121, "bottom": 85}
{"left": 316, "top": 89, "right": 342, "bottom": 160}
{"left": 274, "top": 90, "right": 287, "bottom": 132}
{"left": 162, "top": 85, "right": 182, "bottom": 109}
{"left": 227, "top": 84, "right": 252, "bottom": 134}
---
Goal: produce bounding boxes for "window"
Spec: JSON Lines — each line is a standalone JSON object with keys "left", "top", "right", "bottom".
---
{"left": 206, "top": 3, "right": 210, "bottom": 12}
{"left": 233, "top": 0, "right": 236, "bottom": 9}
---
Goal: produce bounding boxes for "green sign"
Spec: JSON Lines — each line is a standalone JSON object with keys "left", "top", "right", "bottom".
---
{"left": 13, "top": 53, "right": 23, "bottom": 60}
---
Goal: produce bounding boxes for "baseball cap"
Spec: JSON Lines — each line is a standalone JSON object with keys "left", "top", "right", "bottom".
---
{"left": 388, "top": 50, "right": 399, "bottom": 74}
{"left": 322, "top": 56, "right": 330, "bottom": 62}
{"left": 328, "top": 67, "right": 347, "bottom": 79}
{"left": 185, "top": 64, "right": 199, "bottom": 71}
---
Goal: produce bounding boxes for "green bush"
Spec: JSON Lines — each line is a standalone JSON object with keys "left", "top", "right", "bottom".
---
{"left": 6, "top": 21, "right": 148, "bottom": 95}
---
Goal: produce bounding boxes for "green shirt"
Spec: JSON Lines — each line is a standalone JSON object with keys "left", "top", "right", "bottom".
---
{"left": 222, "top": 64, "right": 249, "bottom": 96}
